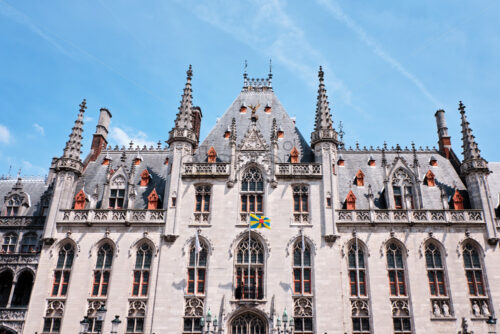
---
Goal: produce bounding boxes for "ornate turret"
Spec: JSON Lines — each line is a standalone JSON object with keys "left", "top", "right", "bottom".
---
{"left": 459, "top": 101, "right": 489, "bottom": 175}
{"left": 167, "top": 65, "right": 199, "bottom": 147}
{"left": 54, "top": 99, "right": 86, "bottom": 175}
{"left": 311, "top": 66, "right": 339, "bottom": 148}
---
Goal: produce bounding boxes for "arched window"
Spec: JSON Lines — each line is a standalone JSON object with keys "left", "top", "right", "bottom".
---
{"left": 11, "top": 271, "right": 34, "bottom": 306}
{"left": 109, "top": 175, "right": 126, "bottom": 209}
{"left": 127, "top": 300, "right": 146, "bottom": 334}
{"left": 187, "top": 242, "right": 207, "bottom": 295}
{"left": 348, "top": 241, "right": 370, "bottom": 334}
{"left": 0, "top": 270, "right": 13, "bottom": 307}
{"left": 20, "top": 232, "right": 38, "bottom": 253}
{"left": 230, "top": 312, "right": 267, "bottom": 334}
{"left": 235, "top": 235, "right": 264, "bottom": 300}
{"left": 92, "top": 244, "right": 114, "bottom": 297}
{"left": 5, "top": 195, "right": 21, "bottom": 216}
{"left": 392, "top": 168, "right": 414, "bottom": 209}
{"left": 43, "top": 300, "right": 64, "bottom": 333}
{"left": 386, "top": 242, "right": 411, "bottom": 334}
{"left": 132, "top": 243, "right": 152, "bottom": 297}
{"left": 293, "top": 238, "right": 313, "bottom": 334}
{"left": 425, "top": 242, "right": 452, "bottom": 318}
{"left": 1, "top": 232, "right": 18, "bottom": 253}
{"left": 462, "top": 242, "right": 491, "bottom": 317}
{"left": 52, "top": 243, "right": 74, "bottom": 296}
{"left": 240, "top": 168, "right": 264, "bottom": 216}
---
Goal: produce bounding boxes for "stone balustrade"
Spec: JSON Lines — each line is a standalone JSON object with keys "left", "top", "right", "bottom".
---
{"left": 182, "top": 163, "right": 230, "bottom": 177}
{"left": 336, "top": 209, "right": 484, "bottom": 225}
{"left": 59, "top": 209, "right": 166, "bottom": 225}
{"left": 0, "top": 216, "right": 45, "bottom": 227}
{"left": 0, "top": 254, "right": 39, "bottom": 265}
{"left": 275, "top": 163, "right": 322, "bottom": 178}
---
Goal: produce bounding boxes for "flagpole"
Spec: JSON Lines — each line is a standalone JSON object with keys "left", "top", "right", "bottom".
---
{"left": 248, "top": 214, "right": 251, "bottom": 299}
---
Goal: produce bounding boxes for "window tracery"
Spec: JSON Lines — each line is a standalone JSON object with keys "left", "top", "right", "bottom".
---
{"left": 127, "top": 300, "right": 146, "bottom": 333}
{"left": 462, "top": 242, "right": 491, "bottom": 317}
{"left": 1, "top": 232, "right": 18, "bottom": 253}
{"left": 183, "top": 297, "right": 204, "bottom": 333}
{"left": 293, "top": 239, "right": 311, "bottom": 295}
{"left": 294, "top": 297, "right": 313, "bottom": 333}
{"left": 231, "top": 313, "right": 266, "bottom": 334}
{"left": 52, "top": 243, "right": 74, "bottom": 297}
{"left": 91, "top": 244, "right": 113, "bottom": 297}
{"left": 5, "top": 195, "right": 21, "bottom": 216}
{"left": 425, "top": 242, "right": 453, "bottom": 317}
{"left": 43, "top": 300, "right": 64, "bottom": 333}
{"left": 240, "top": 168, "right": 264, "bottom": 217}
{"left": 391, "top": 168, "right": 415, "bottom": 209}
{"left": 20, "top": 232, "right": 37, "bottom": 253}
{"left": 132, "top": 243, "right": 152, "bottom": 297}
{"left": 235, "top": 236, "right": 264, "bottom": 300}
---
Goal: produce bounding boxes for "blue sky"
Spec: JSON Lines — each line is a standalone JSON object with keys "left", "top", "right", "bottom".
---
{"left": 0, "top": 0, "right": 499, "bottom": 177}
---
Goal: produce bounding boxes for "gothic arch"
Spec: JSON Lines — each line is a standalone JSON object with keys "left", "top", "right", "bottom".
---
{"left": 380, "top": 237, "right": 409, "bottom": 258}
{"left": 456, "top": 237, "right": 485, "bottom": 258}
{"left": 226, "top": 308, "right": 269, "bottom": 334}
{"left": 89, "top": 237, "right": 119, "bottom": 258}
{"left": 182, "top": 234, "right": 213, "bottom": 256}
{"left": 0, "top": 325, "right": 17, "bottom": 334}
{"left": 129, "top": 236, "right": 158, "bottom": 257}
{"left": 342, "top": 237, "right": 370, "bottom": 257}
{"left": 285, "top": 233, "right": 317, "bottom": 257}
{"left": 418, "top": 236, "right": 448, "bottom": 258}
{"left": 13, "top": 267, "right": 35, "bottom": 281}
{"left": 229, "top": 230, "right": 270, "bottom": 259}
{"left": 52, "top": 237, "right": 79, "bottom": 258}
{"left": 238, "top": 164, "right": 267, "bottom": 181}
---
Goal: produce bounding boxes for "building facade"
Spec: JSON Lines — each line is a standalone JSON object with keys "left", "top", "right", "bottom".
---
{"left": 1, "top": 66, "right": 500, "bottom": 334}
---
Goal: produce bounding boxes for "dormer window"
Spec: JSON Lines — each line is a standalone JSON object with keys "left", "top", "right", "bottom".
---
{"left": 355, "top": 170, "right": 365, "bottom": 187}
{"left": 346, "top": 190, "right": 356, "bottom": 210}
{"left": 392, "top": 168, "right": 416, "bottom": 209}
{"left": 134, "top": 158, "right": 142, "bottom": 166}
{"left": 224, "top": 127, "right": 231, "bottom": 139}
{"left": 368, "top": 156, "right": 376, "bottom": 167}
{"left": 6, "top": 195, "right": 21, "bottom": 216}
{"left": 338, "top": 156, "right": 345, "bottom": 166}
{"left": 290, "top": 147, "right": 299, "bottom": 164}
{"left": 109, "top": 189, "right": 125, "bottom": 209}
{"left": 207, "top": 147, "right": 217, "bottom": 163}
{"left": 452, "top": 190, "right": 464, "bottom": 210}
{"left": 277, "top": 127, "right": 284, "bottom": 139}
{"left": 102, "top": 158, "right": 110, "bottom": 166}
{"left": 147, "top": 189, "right": 159, "bottom": 210}
{"left": 74, "top": 190, "right": 86, "bottom": 210}
{"left": 164, "top": 157, "right": 169, "bottom": 166}
{"left": 140, "top": 170, "right": 150, "bottom": 187}
{"left": 430, "top": 156, "right": 438, "bottom": 167}
{"left": 425, "top": 170, "right": 436, "bottom": 187}
{"left": 240, "top": 105, "right": 247, "bottom": 113}
{"left": 264, "top": 105, "right": 271, "bottom": 113}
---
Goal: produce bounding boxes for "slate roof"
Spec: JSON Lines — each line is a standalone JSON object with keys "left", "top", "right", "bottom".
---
{"left": 193, "top": 89, "right": 313, "bottom": 163}
{"left": 77, "top": 149, "right": 169, "bottom": 209}
{"left": 0, "top": 178, "right": 49, "bottom": 215}
{"left": 488, "top": 162, "right": 500, "bottom": 208}
{"left": 337, "top": 150, "right": 466, "bottom": 210}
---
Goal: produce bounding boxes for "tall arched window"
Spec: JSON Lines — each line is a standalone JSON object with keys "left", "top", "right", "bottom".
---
{"left": 187, "top": 242, "right": 207, "bottom": 295}
{"left": 92, "top": 244, "right": 114, "bottom": 297}
{"left": 240, "top": 168, "right": 264, "bottom": 218}
{"left": 386, "top": 242, "right": 411, "bottom": 334}
{"left": 425, "top": 242, "right": 452, "bottom": 317}
{"left": 0, "top": 270, "right": 13, "bottom": 307}
{"left": 5, "top": 195, "right": 21, "bottom": 216}
{"left": 52, "top": 243, "right": 74, "bottom": 296}
{"left": 11, "top": 270, "right": 34, "bottom": 306}
{"left": 293, "top": 238, "right": 313, "bottom": 334}
{"left": 1, "top": 232, "right": 18, "bottom": 253}
{"left": 348, "top": 241, "right": 370, "bottom": 334}
{"left": 109, "top": 175, "right": 126, "bottom": 209}
{"left": 132, "top": 243, "right": 152, "bottom": 297}
{"left": 235, "top": 235, "right": 264, "bottom": 300}
{"left": 462, "top": 242, "right": 491, "bottom": 317}
{"left": 20, "top": 232, "right": 38, "bottom": 253}
{"left": 391, "top": 168, "right": 415, "bottom": 209}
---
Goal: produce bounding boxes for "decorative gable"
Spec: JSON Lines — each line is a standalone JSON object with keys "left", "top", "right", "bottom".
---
{"left": 147, "top": 188, "right": 159, "bottom": 209}
{"left": 239, "top": 124, "right": 269, "bottom": 151}
{"left": 140, "top": 169, "right": 150, "bottom": 187}
{"left": 74, "top": 189, "right": 86, "bottom": 210}
{"left": 425, "top": 170, "right": 436, "bottom": 187}
{"left": 346, "top": 190, "right": 356, "bottom": 210}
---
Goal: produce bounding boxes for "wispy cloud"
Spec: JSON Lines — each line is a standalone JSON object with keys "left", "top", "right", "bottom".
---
{"left": 180, "top": 0, "right": 360, "bottom": 112}
{"left": 317, "top": 0, "right": 442, "bottom": 107}
{"left": 33, "top": 123, "right": 45, "bottom": 136}
{"left": 109, "top": 127, "right": 156, "bottom": 148}
{"left": 22, "top": 160, "right": 47, "bottom": 176}
{"left": 0, "top": 124, "right": 12, "bottom": 144}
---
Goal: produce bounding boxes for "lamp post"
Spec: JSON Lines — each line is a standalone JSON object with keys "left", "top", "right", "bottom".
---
{"left": 487, "top": 316, "right": 497, "bottom": 334}
{"left": 110, "top": 315, "right": 122, "bottom": 334}
{"left": 274, "top": 309, "right": 294, "bottom": 333}
{"left": 200, "top": 308, "right": 219, "bottom": 334}
{"left": 79, "top": 316, "right": 90, "bottom": 334}
{"left": 95, "top": 305, "right": 107, "bottom": 333}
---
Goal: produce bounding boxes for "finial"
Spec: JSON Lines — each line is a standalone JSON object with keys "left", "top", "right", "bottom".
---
{"left": 79, "top": 99, "right": 87, "bottom": 112}
{"left": 318, "top": 65, "right": 324, "bottom": 81}
{"left": 243, "top": 60, "right": 248, "bottom": 79}
{"left": 458, "top": 100, "right": 466, "bottom": 114}
{"left": 17, "top": 168, "right": 21, "bottom": 178}
{"left": 187, "top": 64, "right": 193, "bottom": 80}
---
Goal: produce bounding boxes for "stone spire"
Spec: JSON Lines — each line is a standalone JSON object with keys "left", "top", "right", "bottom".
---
{"left": 459, "top": 101, "right": 489, "bottom": 175}
{"left": 167, "top": 65, "right": 198, "bottom": 147}
{"left": 54, "top": 100, "right": 86, "bottom": 175}
{"left": 311, "top": 66, "right": 339, "bottom": 148}
{"left": 62, "top": 99, "right": 86, "bottom": 160}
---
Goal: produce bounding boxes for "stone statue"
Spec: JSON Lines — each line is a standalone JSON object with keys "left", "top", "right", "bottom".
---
{"left": 442, "top": 302, "right": 450, "bottom": 317}
{"left": 433, "top": 301, "right": 441, "bottom": 317}
{"left": 481, "top": 302, "right": 490, "bottom": 316}
{"left": 472, "top": 301, "right": 481, "bottom": 317}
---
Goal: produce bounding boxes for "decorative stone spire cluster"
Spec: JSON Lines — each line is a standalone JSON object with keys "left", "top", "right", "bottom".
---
{"left": 311, "top": 66, "right": 339, "bottom": 147}
{"left": 459, "top": 101, "right": 489, "bottom": 175}
{"left": 168, "top": 65, "right": 198, "bottom": 147}
{"left": 55, "top": 100, "right": 86, "bottom": 175}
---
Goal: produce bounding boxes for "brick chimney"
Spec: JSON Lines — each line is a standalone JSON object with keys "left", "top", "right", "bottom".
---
{"left": 435, "top": 109, "right": 452, "bottom": 159}
{"left": 89, "top": 108, "right": 112, "bottom": 162}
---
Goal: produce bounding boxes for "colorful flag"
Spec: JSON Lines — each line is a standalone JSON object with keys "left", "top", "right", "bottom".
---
{"left": 194, "top": 230, "right": 202, "bottom": 254}
{"left": 249, "top": 214, "right": 271, "bottom": 229}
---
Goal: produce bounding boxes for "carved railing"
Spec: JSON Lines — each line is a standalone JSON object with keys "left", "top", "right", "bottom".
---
{"left": 182, "top": 163, "right": 230, "bottom": 177}
{"left": 0, "top": 307, "right": 27, "bottom": 330}
{"left": 0, "top": 254, "right": 39, "bottom": 265}
{"left": 59, "top": 209, "right": 166, "bottom": 224}
{"left": 276, "top": 163, "right": 322, "bottom": 178}
{"left": 0, "top": 216, "right": 45, "bottom": 227}
{"left": 336, "top": 209, "right": 484, "bottom": 224}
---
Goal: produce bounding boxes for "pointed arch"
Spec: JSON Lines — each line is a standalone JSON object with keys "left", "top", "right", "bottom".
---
{"left": 227, "top": 309, "right": 269, "bottom": 334}
{"left": 233, "top": 231, "right": 266, "bottom": 300}
{"left": 292, "top": 236, "right": 313, "bottom": 295}
{"left": 0, "top": 269, "right": 13, "bottom": 307}
{"left": 11, "top": 270, "right": 34, "bottom": 307}
{"left": 390, "top": 166, "right": 417, "bottom": 210}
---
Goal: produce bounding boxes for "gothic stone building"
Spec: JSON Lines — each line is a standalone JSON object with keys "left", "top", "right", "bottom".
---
{"left": 1, "top": 66, "right": 500, "bottom": 334}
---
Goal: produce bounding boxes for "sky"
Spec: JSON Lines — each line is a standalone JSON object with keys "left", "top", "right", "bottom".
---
{"left": 0, "top": 0, "right": 499, "bottom": 177}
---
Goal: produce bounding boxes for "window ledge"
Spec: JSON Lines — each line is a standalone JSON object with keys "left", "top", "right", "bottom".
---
{"left": 229, "top": 299, "right": 267, "bottom": 305}
{"left": 430, "top": 317, "right": 456, "bottom": 321}
{"left": 188, "top": 224, "right": 212, "bottom": 228}
{"left": 289, "top": 223, "right": 313, "bottom": 228}
{"left": 471, "top": 316, "right": 490, "bottom": 321}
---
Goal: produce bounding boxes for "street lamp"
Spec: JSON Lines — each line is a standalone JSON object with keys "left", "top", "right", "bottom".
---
{"left": 275, "top": 309, "right": 294, "bottom": 333}
{"left": 110, "top": 315, "right": 122, "bottom": 334}
{"left": 80, "top": 316, "right": 90, "bottom": 334}
{"left": 200, "top": 308, "right": 219, "bottom": 334}
{"left": 487, "top": 316, "right": 497, "bottom": 334}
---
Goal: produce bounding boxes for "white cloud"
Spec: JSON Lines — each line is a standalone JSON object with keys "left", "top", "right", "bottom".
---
{"left": 33, "top": 123, "right": 45, "bottom": 136}
{"left": 109, "top": 127, "right": 156, "bottom": 148}
{"left": 317, "top": 0, "right": 442, "bottom": 107}
{"left": 0, "top": 124, "right": 11, "bottom": 144}
{"left": 22, "top": 160, "right": 47, "bottom": 176}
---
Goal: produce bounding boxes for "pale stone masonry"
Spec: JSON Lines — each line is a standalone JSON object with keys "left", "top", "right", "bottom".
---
{"left": 1, "top": 66, "right": 500, "bottom": 334}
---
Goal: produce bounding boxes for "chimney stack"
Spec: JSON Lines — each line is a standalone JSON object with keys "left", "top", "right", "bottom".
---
{"left": 435, "top": 109, "right": 451, "bottom": 159}
{"left": 89, "top": 108, "right": 112, "bottom": 162}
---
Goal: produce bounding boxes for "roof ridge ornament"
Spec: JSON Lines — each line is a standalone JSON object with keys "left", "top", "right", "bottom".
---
{"left": 311, "top": 66, "right": 339, "bottom": 148}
